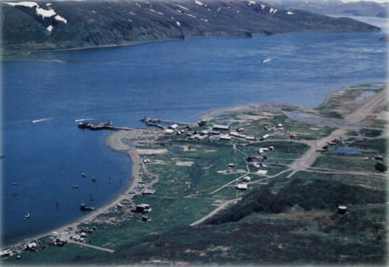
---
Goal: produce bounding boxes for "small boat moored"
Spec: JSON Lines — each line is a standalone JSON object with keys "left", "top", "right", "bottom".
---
{"left": 80, "top": 203, "right": 95, "bottom": 212}
{"left": 24, "top": 212, "right": 31, "bottom": 220}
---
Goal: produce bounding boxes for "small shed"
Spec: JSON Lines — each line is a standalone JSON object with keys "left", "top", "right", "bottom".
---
{"left": 337, "top": 205, "right": 348, "bottom": 214}
{"left": 235, "top": 183, "right": 248, "bottom": 190}
{"left": 256, "top": 170, "right": 268, "bottom": 176}
{"left": 212, "top": 124, "right": 230, "bottom": 131}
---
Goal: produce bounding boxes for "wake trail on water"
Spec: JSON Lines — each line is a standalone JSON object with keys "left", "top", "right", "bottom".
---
{"left": 31, "top": 117, "right": 52, "bottom": 124}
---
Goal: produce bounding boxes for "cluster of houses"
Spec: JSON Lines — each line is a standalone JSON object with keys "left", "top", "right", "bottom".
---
{"left": 0, "top": 239, "right": 41, "bottom": 259}
{"left": 49, "top": 236, "right": 67, "bottom": 247}
{"left": 0, "top": 248, "right": 16, "bottom": 258}
{"left": 145, "top": 117, "right": 282, "bottom": 192}
{"left": 69, "top": 232, "right": 88, "bottom": 243}
{"left": 141, "top": 116, "right": 295, "bottom": 146}
{"left": 235, "top": 175, "right": 252, "bottom": 191}
{"left": 188, "top": 122, "right": 261, "bottom": 142}
{"left": 317, "top": 137, "right": 343, "bottom": 152}
{"left": 132, "top": 203, "right": 152, "bottom": 222}
{"left": 233, "top": 145, "right": 275, "bottom": 191}
{"left": 158, "top": 119, "right": 275, "bottom": 144}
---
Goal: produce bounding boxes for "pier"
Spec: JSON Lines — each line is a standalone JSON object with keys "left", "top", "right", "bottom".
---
{"left": 141, "top": 117, "right": 190, "bottom": 129}
{"left": 77, "top": 121, "right": 132, "bottom": 131}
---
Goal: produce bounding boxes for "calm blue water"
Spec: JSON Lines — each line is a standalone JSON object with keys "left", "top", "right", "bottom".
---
{"left": 2, "top": 31, "right": 386, "bottom": 245}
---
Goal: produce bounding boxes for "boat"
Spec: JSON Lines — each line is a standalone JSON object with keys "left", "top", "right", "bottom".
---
{"left": 80, "top": 203, "right": 95, "bottom": 212}
{"left": 24, "top": 212, "right": 31, "bottom": 220}
{"left": 74, "top": 118, "right": 93, "bottom": 123}
{"left": 262, "top": 58, "right": 272, "bottom": 64}
{"left": 77, "top": 121, "right": 113, "bottom": 130}
{"left": 32, "top": 117, "right": 51, "bottom": 124}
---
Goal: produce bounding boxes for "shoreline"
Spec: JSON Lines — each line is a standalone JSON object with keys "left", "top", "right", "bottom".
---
{"left": 1, "top": 38, "right": 179, "bottom": 58}
{"left": 4, "top": 28, "right": 382, "bottom": 59}
{"left": 3, "top": 82, "right": 385, "bottom": 251}
{"left": 2, "top": 145, "right": 142, "bottom": 250}
{"left": 2, "top": 34, "right": 251, "bottom": 58}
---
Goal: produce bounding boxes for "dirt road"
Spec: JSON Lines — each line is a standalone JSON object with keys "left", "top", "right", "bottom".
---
{"left": 288, "top": 89, "right": 386, "bottom": 178}
{"left": 190, "top": 198, "right": 240, "bottom": 226}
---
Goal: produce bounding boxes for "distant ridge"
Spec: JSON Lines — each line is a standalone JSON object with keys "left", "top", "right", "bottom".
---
{"left": 1, "top": 0, "right": 380, "bottom": 53}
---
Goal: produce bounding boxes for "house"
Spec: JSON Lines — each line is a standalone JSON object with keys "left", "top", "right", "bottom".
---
{"left": 245, "top": 135, "right": 256, "bottom": 141}
{"left": 200, "top": 130, "right": 209, "bottom": 135}
{"left": 52, "top": 238, "right": 67, "bottom": 247}
{"left": 164, "top": 129, "right": 175, "bottom": 134}
{"left": 256, "top": 170, "right": 268, "bottom": 176}
{"left": 142, "top": 215, "right": 151, "bottom": 222}
{"left": 0, "top": 249, "right": 13, "bottom": 257}
{"left": 228, "top": 163, "right": 236, "bottom": 168}
{"left": 264, "top": 125, "right": 272, "bottom": 131}
{"left": 375, "top": 155, "right": 384, "bottom": 161}
{"left": 258, "top": 147, "right": 270, "bottom": 154}
{"left": 169, "top": 124, "right": 179, "bottom": 129}
{"left": 230, "top": 131, "right": 245, "bottom": 138}
{"left": 246, "top": 156, "right": 262, "bottom": 163}
{"left": 231, "top": 131, "right": 256, "bottom": 141}
{"left": 25, "top": 242, "right": 38, "bottom": 251}
{"left": 242, "top": 176, "right": 251, "bottom": 182}
{"left": 198, "top": 120, "right": 207, "bottom": 127}
{"left": 190, "top": 134, "right": 207, "bottom": 140}
{"left": 80, "top": 232, "right": 88, "bottom": 238}
{"left": 212, "top": 124, "right": 230, "bottom": 131}
{"left": 220, "top": 134, "right": 232, "bottom": 141}
{"left": 248, "top": 162, "right": 261, "bottom": 169}
{"left": 289, "top": 133, "right": 297, "bottom": 139}
{"left": 337, "top": 205, "right": 348, "bottom": 214}
{"left": 262, "top": 134, "right": 270, "bottom": 139}
{"left": 235, "top": 183, "right": 248, "bottom": 190}
{"left": 142, "top": 189, "right": 155, "bottom": 195}
{"left": 209, "top": 130, "right": 221, "bottom": 135}
{"left": 133, "top": 203, "right": 152, "bottom": 214}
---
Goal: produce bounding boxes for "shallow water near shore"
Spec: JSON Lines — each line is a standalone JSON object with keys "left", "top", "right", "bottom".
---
{"left": 2, "top": 31, "right": 386, "bottom": 245}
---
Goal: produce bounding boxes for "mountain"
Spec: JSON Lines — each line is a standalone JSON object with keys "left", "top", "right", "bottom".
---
{"left": 1, "top": 0, "right": 380, "bottom": 53}
{"left": 263, "top": 0, "right": 388, "bottom": 18}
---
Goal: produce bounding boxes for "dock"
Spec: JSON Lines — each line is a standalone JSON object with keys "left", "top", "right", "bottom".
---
{"left": 77, "top": 121, "right": 132, "bottom": 131}
{"left": 141, "top": 117, "right": 189, "bottom": 129}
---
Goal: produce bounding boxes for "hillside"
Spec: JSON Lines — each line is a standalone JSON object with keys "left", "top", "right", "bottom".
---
{"left": 264, "top": 0, "right": 388, "bottom": 18}
{"left": 1, "top": 0, "right": 380, "bottom": 53}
